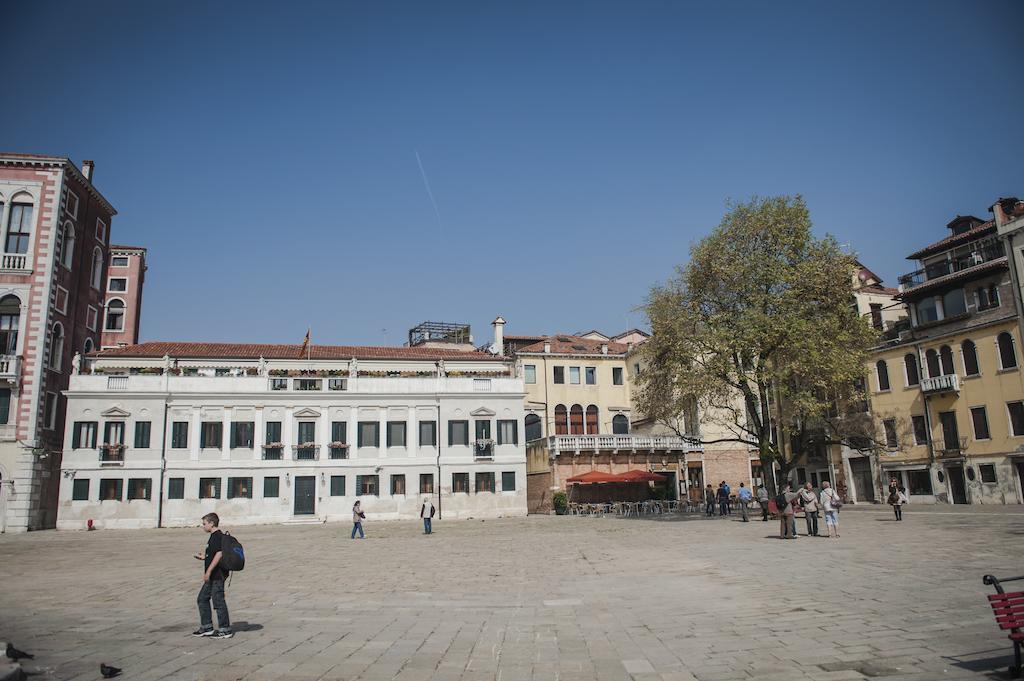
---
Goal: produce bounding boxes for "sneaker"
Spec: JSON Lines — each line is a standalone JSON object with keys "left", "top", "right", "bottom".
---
{"left": 192, "top": 628, "right": 214, "bottom": 637}
{"left": 211, "top": 630, "right": 234, "bottom": 639}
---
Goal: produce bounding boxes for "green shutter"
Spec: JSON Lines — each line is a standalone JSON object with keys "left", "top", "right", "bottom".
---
{"left": 356, "top": 475, "right": 363, "bottom": 495}
{"left": 72, "top": 422, "right": 82, "bottom": 449}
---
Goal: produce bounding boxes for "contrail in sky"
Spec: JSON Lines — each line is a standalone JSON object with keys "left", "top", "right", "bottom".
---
{"left": 415, "top": 150, "right": 443, "bottom": 233}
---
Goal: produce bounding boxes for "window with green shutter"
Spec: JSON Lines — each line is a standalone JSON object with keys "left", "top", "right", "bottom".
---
{"left": 448, "top": 420, "right": 468, "bottom": 446}
{"left": 72, "top": 478, "right": 89, "bottom": 500}
{"left": 134, "top": 421, "right": 151, "bottom": 448}
{"left": 331, "top": 421, "right": 347, "bottom": 443}
{"left": 231, "top": 422, "right": 254, "bottom": 448}
{"left": 171, "top": 422, "right": 189, "bottom": 449}
{"left": 73, "top": 421, "right": 98, "bottom": 449}
{"left": 199, "top": 477, "right": 221, "bottom": 499}
{"left": 330, "top": 475, "right": 346, "bottom": 496}
{"left": 263, "top": 476, "right": 280, "bottom": 498}
{"left": 201, "top": 422, "right": 223, "bottom": 449}
{"left": 99, "top": 478, "right": 123, "bottom": 501}
{"left": 501, "top": 471, "right": 516, "bottom": 491}
{"left": 419, "top": 421, "right": 437, "bottom": 447}
{"left": 168, "top": 478, "right": 185, "bottom": 499}
{"left": 127, "top": 478, "right": 152, "bottom": 500}
{"left": 387, "top": 421, "right": 406, "bottom": 447}
{"left": 358, "top": 422, "right": 379, "bottom": 448}
{"left": 475, "top": 472, "right": 495, "bottom": 493}
{"left": 227, "top": 477, "right": 253, "bottom": 498}
{"left": 497, "top": 420, "right": 518, "bottom": 445}
{"left": 0, "top": 388, "right": 9, "bottom": 424}
{"left": 452, "top": 472, "right": 469, "bottom": 493}
{"left": 265, "top": 421, "right": 282, "bottom": 443}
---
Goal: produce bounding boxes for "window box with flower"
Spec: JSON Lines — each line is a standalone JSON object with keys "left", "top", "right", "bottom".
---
{"left": 262, "top": 442, "right": 284, "bottom": 460}
{"left": 294, "top": 442, "right": 319, "bottom": 460}
{"left": 328, "top": 441, "right": 349, "bottom": 459}
{"left": 99, "top": 443, "right": 126, "bottom": 465}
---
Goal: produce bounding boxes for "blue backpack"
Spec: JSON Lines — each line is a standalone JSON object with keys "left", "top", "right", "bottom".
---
{"left": 220, "top": 532, "right": 245, "bottom": 572}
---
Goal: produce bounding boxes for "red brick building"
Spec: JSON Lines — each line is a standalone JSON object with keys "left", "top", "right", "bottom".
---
{"left": 101, "top": 245, "right": 146, "bottom": 348}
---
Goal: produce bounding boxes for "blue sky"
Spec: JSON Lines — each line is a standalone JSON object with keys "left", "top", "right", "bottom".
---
{"left": 4, "top": 2, "right": 1023, "bottom": 346}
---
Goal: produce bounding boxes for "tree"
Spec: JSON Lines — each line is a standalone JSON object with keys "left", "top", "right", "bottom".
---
{"left": 635, "top": 196, "right": 879, "bottom": 495}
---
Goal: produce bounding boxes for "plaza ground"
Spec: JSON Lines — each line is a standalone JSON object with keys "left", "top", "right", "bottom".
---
{"left": 1, "top": 505, "right": 1023, "bottom": 681}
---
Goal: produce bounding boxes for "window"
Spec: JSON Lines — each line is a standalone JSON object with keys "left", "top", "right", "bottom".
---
{"left": 358, "top": 421, "right": 379, "bottom": 447}
{"left": 883, "top": 419, "right": 898, "bottom": 450}
{"left": 49, "top": 323, "right": 64, "bottom": 370}
{"left": 270, "top": 378, "right": 287, "bottom": 391}
{"left": 99, "top": 479, "right": 122, "bottom": 501}
{"left": 387, "top": 421, "right": 406, "bottom": 447}
{"left": 91, "top": 248, "right": 103, "bottom": 289}
{"left": 171, "top": 422, "right": 189, "bottom": 448}
{"left": 108, "top": 277, "right": 127, "bottom": 292}
{"left": 95, "top": 218, "right": 107, "bottom": 244}
{"left": 585, "top": 405, "right": 598, "bottom": 433}
{"left": 979, "top": 464, "right": 997, "bottom": 483}
{"left": 998, "top": 332, "right": 1018, "bottom": 369}
{"left": 1009, "top": 402, "right": 1024, "bottom": 437}
{"left": 916, "top": 297, "right": 938, "bottom": 325}
{"left": 569, "top": 405, "right": 584, "bottom": 434}
{"left": 111, "top": 255, "right": 129, "bottom": 267}
{"left": 419, "top": 421, "right": 436, "bottom": 447}
{"left": 0, "top": 295, "right": 19, "bottom": 353}
{"left": 105, "top": 300, "right": 125, "bottom": 332}
{"left": 72, "top": 479, "right": 89, "bottom": 501}
{"left": 939, "top": 411, "right": 960, "bottom": 451}
{"left": 476, "top": 472, "right": 495, "bottom": 493}
{"left": 331, "top": 475, "right": 346, "bottom": 496}
{"left": 328, "top": 378, "right": 347, "bottom": 391}
{"left": 331, "top": 421, "right": 347, "bottom": 445}
{"left": 938, "top": 345, "right": 954, "bottom": 376}
{"left": 55, "top": 286, "right": 68, "bottom": 314}
{"left": 83, "top": 337, "right": 94, "bottom": 354}
{"left": 912, "top": 415, "right": 928, "bottom": 446}
{"left": 925, "top": 349, "right": 940, "bottom": 378}
{"left": 448, "top": 420, "right": 469, "bottom": 446}
{"left": 200, "top": 422, "right": 223, "bottom": 448}
{"left": 168, "top": 478, "right": 185, "bottom": 499}
{"left": 501, "top": 471, "right": 516, "bottom": 491}
{"left": 904, "top": 354, "right": 919, "bottom": 386}
{"left": 44, "top": 392, "right": 57, "bottom": 430}
{"left": 264, "top": 477, "right": 280, "bottom": 498}
{"left": 65, "top": 192, "right": 79, "bottom": 219}
{"left": 60, "top": 223, "right": 75, "bottom": 269}
{"left": 906, "top": 470, "right": 933, "bottom": 496}
{"left": 553, "top": 366, "right": 565, "bottom": 384}
{"left": 943, "top": 288, "right": 967, "bottom": 317}
{"left": 962, "top": 340, "right": 980, "bottom": 376}
{"left": 294, "top": 421, "right": 314, "bottom": 446}
{"left": 525, "top": 414, "right": 542, "bottom": 441}
{"left": 612, "top": 414, "right": 629, "bottom": 434}
{"left": 875, "top": 360, "right": 890, "bottom": 391}
{"left": 86, "top": 306, "right": 98, "bottom": 331}
{"left": 128, "top": 478, "right": 152, "bottom": 501}
{"left": 612, "top": 367, "right": 624, "bottom": 385}
{"left": 103, "top": 420, "right": 125, "bottom": 446}
{"left": 5, "top": 203, "right": 33, "bottom": 254}
{"left": 970, "top": 406, "right": 990, "bottom": 440}
{"left": 230, "top": 421, "right": 254, "bottom": 448}
{"left": 356, "top": 475, "right": 378, "bottom": 496}
{"left": 295, "top": 378, "right": 321, "bottom": 391}
{"left": 475, "top": 419, "right": 491, "bottom": 441}
{"left": 554, "top": 405, "right": 568, "bottom": 435}
{"left": 419, "top": 473, "right": 434, "bottom": 494}
{"left": 497, "top": 420, "right": 518, "bottom": 445}
{"left": 978, "top": 284, "right": 1001, "bottom": 310}
{"left": 585, "top": 367, "right": 596, "bottom": 385}
{"left": 0, "top": 388, "right": 9, "bottom": 425}
{"left": 569, "top": 367, "right": 581, "bottom": 384}
{"left": 870, "top": 303, "right": 883, "bottom": 329}
{"left": 199, "top": 478, "right": 221, "bottom": 499}
{"left": 134, "top": 421, "right": 151, "bottom": 449}
{"left": 265, "top": 421, "right": 282, "bottom": 444}
{"left": 72, "top": 421, "right": 99, "bottom": 449}
{"left": 524, "top": 365, "right": 536, "bottom": 384}
{"left": 391, "top": 474, "right": 406, "bottom": 495}
{"left": 634, "top": 363, "right": 641, "bottom": 375}
{"left": 452, "top": 472, "right": 469, "bottom": 493}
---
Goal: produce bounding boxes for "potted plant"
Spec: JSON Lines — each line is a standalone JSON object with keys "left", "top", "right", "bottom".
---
{"left": 552, "top": 491, "right": 568, "bottom": 515}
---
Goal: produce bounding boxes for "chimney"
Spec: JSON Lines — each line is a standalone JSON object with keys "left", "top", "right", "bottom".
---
{"left": 491, "top": 316, "right": 506, "bottom": 355}
{"left": 82, "top": 160, "right": 95, "bottom": 182}
{"left": 991, "top": 197, "right": 1021, "bottom": 228}
{"left": 543, "top": 341, "right": 551, "bottom": 354}
{"left": 601, "top": 343, "right": 608, "bottom": 355}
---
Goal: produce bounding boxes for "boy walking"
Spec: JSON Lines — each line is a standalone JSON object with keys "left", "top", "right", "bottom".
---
{"left": 193, "top": 513, "right": 233, "bottom": 639}
{"left": 420, "top": 496, "right": 436, "bottom": 534}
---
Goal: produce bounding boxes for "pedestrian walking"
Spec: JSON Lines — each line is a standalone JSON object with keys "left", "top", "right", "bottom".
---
{"left": 820, "top": 480, "right": 842, "bottom": 538}
{"left": 737, "top": 482, "right": 752, "bottom": 522}
{"left": 420, "top": 496, "right": 436, "bottom": 534}
{"left": 192, "top": 512, "right": 233, "bottom": 639}
{"left": 351, "top": 500, "right": 366, "bottom": 539}
{"left": 798, "top": 482, "right": 819, "bottom": 536}
{"left": 717, "top": 482, "right": 730, "bottom": 516}
{"left": 887, "top": 485, "right": 907, "bottom": 521}
{"left": 704, "top": 484, "right": 716, "bottom": 517}
{"left": 757, "top": 486, "right": 770, "bottom": 521}
{"left": 722, "top": 481, "right": 732, "bottom": 514}
{"left": 776, "top": 482, "right": 798, "bottom": 539}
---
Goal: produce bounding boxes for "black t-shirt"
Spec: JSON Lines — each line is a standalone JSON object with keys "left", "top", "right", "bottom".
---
{"left": 204, "top": 530, "right": 227, "bottom": 580}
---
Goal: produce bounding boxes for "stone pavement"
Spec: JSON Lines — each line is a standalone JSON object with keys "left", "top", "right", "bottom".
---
{"left": 1, "top": 505, "right": 1023, "bottom": 681}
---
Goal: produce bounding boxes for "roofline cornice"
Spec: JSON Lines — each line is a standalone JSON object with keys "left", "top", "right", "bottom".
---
{"left": 0, "top": 155, "right": 117, "bottom": 215}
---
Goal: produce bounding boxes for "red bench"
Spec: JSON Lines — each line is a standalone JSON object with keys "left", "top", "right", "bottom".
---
{"left": 983, "top": 574, "right": 1024, "bottom": 678}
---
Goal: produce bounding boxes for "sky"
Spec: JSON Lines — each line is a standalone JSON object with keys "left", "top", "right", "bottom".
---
{"left": 4, "top": 1, "right": 1023, "bottom": 347}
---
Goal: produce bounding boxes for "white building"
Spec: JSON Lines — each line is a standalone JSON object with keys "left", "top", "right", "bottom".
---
{"left": 57, "top": 341, "right": 527, "bottom": 529}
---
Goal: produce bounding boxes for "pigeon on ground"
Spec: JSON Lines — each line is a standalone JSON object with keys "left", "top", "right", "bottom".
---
{"left": 100, "top": 663, "right": 122, "bottom": 678}
{"left": 6, "top": 642, "right": 34, "bottom": 660}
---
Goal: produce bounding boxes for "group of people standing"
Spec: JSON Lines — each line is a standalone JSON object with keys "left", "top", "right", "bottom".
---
{"left": 775, "top": 480, "right": 842, "bottom": 539}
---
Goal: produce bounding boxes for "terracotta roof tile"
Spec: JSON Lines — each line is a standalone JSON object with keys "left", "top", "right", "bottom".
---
{"left": 515, "top": 334, "right": 630, "bottom": 355}
{"left": 907, "top": 221, "right": 996, "bottom": 260}
{"left": 93, "top": 341, "right": 501, "bottom": 362}
{"left": 897, "top": 257, "right": 1008, "bottom": 300}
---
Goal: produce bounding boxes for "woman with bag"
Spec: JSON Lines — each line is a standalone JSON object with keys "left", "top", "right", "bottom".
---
{"left": 351, "top": 500, "right": 366, "bottom": 539}
{"left": 887, "top": 485, "right": 908, "bottom": 521}
{"left": 819, "top": 480, "right": 842, "bottom": 539}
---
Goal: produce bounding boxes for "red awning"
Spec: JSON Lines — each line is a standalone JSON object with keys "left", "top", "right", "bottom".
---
{"left": 566, "top": 470, "right": 621, "bottom": 484}
{"left": 615, "top": 470, "right": 667, "bottom": 482}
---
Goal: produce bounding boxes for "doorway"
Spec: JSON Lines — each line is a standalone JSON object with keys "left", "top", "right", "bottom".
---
{"left": 849, "top": 458, "right": 875, "bottom": 503}
{"left": 294, "top": 476, "right": 316, "bottom": 515}
{"left": 947, "top": 465, "right": 968, "bottom": 504}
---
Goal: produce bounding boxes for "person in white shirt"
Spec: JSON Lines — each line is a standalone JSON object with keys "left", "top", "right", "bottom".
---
{"left": 798, "top": 482, "right": 819, "bottom": 536}
{"left": 420, "top": 497, "right": 436, "bottom": 534}
{"left": 819, "top": 480, "right": 841, "bottom": 539}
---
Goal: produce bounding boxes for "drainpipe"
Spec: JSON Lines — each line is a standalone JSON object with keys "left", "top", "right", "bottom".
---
{"left": 156, "top": 396, "right": 169, "bottom": 528}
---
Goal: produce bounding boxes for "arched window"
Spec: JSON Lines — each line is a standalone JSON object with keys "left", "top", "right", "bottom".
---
{"left": 105, "top": 299, "right": 125, "bottom": 332}
{"left": 939, "top": 345, "right": 954, "bottom": 375}
{"left": 876, "top": 360, "right": 890, "bottom": 391}
{"left": 525, "top": 413, "right": 542, "bottom": 441}
{"left": 83, "top": 337, "right": 94, "bottom": 354}
{"left": 554, "top": 405, "right": 567, "bottom": 435}
{"left": 979, "top": 284, "right": 1001, "bottom": 310}
{"left": 5, "top": 198, "right": 33, "bottom": 254}
{"left": 998, "top": 332, "right": 1018, "bottom": 369}
{"left": 91, "top": 248, "right": 103, "bottom": 289}
{"left": 60, "top": 221, "right": 75, "bottom": 269}
{"left": 0, "top": 295, "right": 19, "bottom": 355}
{"left": 926, "top": 349, "right": 940, "bottom": 378}
{"left": 585, "top": 405, "right": 598, "bottom": 434}
{"left": 904, "top": 354, "right": 919, "bottom": 386}
{"left": 612, "top": 414, "right": 629, "bottom": 434}
{"left": 49, "top": 323, "right": 64, "bottom": 371}
{"left": 961, "top": 339, "right": 979, "bottom": 376}
{"left": 569, "top": 405, "right": 584, "bottom": 435}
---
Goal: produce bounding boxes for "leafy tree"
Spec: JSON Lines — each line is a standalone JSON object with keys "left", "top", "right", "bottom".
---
{"left": 635, "top": 196, "right": 879, "bottom": 494}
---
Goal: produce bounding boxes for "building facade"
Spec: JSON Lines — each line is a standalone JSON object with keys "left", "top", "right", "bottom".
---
{"left": 0, "top": 154, "right": 120, "bottom": 532}
{"left": 100, "top": 245, "right": 146, "bottom": 348}
{"left": 57, "top": 342, "right": 527, "bottom": 529}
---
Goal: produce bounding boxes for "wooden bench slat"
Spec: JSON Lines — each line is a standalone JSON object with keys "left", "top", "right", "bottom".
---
{"left": 987, "top": 591, "right": 1024, "bottom": 602}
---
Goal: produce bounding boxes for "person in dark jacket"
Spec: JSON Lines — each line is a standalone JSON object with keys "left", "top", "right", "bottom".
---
{"left": 704, "top": 484, "right": 716, "bottom": 516}
{"left": 420, "top": 497, "right": 436, "bottom": 534}
{"left": 192, "top": 513, "right": 232, "bottom": 639}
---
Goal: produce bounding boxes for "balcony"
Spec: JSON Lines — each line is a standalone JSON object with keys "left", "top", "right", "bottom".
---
{"left": 899, "top": 244, "right": 1005, "bottom": 290}
{"left": 0, "top": 254, "right": 29, "bottom": 272}
{"left": 328, "top": 443, "right": 349, "bottom": 459}
{"left": 99, "top": 444, "right": 126, "bottom": 466}
{"left": 474, "top": 439, "right": 495, "bottom": 460}
{"left": 262, "top": 444, "right": 284, "bottom": 460}
{"left": 920, "top": 374, "right": 959, "bottom": 394}
{"left": 293, "top": 444, "right": 320, "bottom": 461}
{"left": 544, "top": 434, "right": 702, "bottom": 454}
{"left": 0, "top": 355, "right": 20, "bottom": 383}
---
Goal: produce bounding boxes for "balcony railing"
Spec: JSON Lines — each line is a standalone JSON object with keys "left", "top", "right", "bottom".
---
{"left": 921, "top": 374, "right": 959, "bottom": 394}
{"left": 99, "top": 444, "right": 126, "bottom": 465}
{"left": 293, "top": 445, "right": 320, "bottom": 461}
{"left": 474, "top": 439, "right": 495, "bottom": 460}
{"left": 544, "top": 434, "right": 702, "bottom": 453}
{"left": 262, "top": 444, "right": 284, "bottom": 460}
{"left": 0, "top": 355, "right": 19, "bottom": 382}
{"left": 899, "top": 244, "right": 1005, "bottom": 289}
{"left": 0, "top": 254, "right": 28, "bottom": 271}
{"left": 328, "top": 443, "right": 349, "bottom": 459}
{"left": 107, "top": 375, "right": 129, "bottom": 390}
